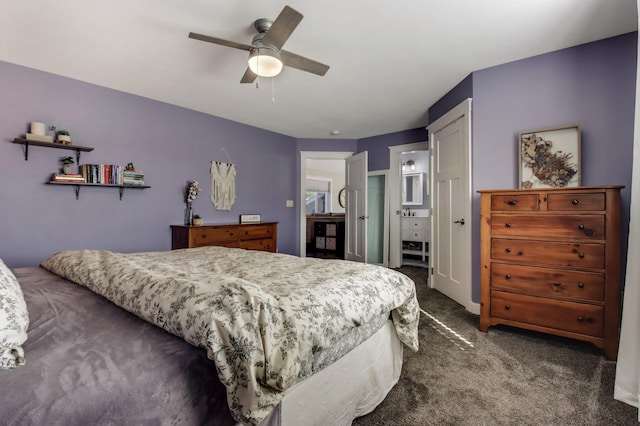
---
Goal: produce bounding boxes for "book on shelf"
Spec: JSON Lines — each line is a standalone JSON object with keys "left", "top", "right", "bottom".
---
{"left": 25, "top": 133, "right": 53, "bottom": 143}
{"left": 78, "top": 164, "right": 145, "bottom": 185}
{"left": 123, "top": 169, "right": 144, "bottom": 185}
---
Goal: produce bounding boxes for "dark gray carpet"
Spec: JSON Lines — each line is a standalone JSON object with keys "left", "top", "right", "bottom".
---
{"left": 353, "top": 266, "right": 638, "bottom": 426}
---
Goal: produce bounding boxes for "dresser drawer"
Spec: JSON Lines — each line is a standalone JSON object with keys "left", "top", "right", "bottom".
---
{"left": 238, "top": 225, "right": 275, "bottom": 241}
{"left": 491, "top": 239, "right": 605, "bottom": 269}
{"left": 239, "top": 238, "right": 275, "bottom": 252}
{"left": 491, "top": 291, "right": 603, "bottom": 337}
{"left": 491, "top": 194, "right": 539, "bottom": 211}
{"left": 190, "top": 227, "right": 236, "bottom": 246}
{"left": 491, "top": 263, "right": 604, "bottom": 302}
{"left": 408, "top": 219, "right": 425, "bottom": 230}
{"left": 491, "top": 215, "right": 604, "bottom": 239}
{"left": 404, "top": 229, "right": 425, "bottom": 241}
{"left": 547, "top": 192, "right": 605, "bottom": 211}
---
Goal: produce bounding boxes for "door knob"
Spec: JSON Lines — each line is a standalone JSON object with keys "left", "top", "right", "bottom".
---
{"left": 453, "top": 218, "right": 465, "bottom": 225}
{"left": 358, "top": 215, "right": 369, "bottom": 220}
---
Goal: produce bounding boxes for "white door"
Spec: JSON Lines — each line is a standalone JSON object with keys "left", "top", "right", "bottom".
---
{"left": 428, "top": 99, "right": 475, "bottom": 313}
{"left": 345, "top": 151, "right": 368, "bottom": 262}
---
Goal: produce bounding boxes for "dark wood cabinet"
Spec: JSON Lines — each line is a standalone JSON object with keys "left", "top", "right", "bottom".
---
{"left": 478, "top": 186, "right": 623, "bottom": 360}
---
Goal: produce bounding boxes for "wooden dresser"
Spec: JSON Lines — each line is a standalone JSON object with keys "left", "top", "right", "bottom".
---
{"left": 478, "top": 186, "right": 623, "bottom": 359}
{"left": 171, "top": 222, "right": 277, "bottom": 253}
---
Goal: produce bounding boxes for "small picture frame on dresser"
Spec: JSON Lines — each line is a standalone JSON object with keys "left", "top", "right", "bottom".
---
{"left": 518, "top": 124, "right": 581, "bottom": 189}
{"left": 239, "top": 214, "right": 261, "bottom": 224}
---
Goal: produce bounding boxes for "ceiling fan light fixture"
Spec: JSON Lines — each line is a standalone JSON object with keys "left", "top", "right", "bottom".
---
{"left": 248, "top": 47, "right": 283, "bottom": 77}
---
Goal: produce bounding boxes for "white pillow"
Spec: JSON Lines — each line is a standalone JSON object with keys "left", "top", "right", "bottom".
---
{"left": 0, "top": 259, "right": 28, "bottom": 369}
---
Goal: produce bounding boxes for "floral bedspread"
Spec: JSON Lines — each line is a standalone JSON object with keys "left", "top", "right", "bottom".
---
{"left": 41, "top": 246, "right": 419, "bottom": 425}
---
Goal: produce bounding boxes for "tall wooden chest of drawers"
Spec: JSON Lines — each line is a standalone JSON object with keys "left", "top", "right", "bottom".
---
{"left": 171, "top": 222, "right": 277, "bottom": 253}
{"left": 478, "top": 186, "right": 623, "bottom": 359}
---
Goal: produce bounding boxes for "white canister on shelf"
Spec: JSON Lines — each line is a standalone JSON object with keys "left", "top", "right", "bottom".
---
{"left": 30, "top": 122, "right": 46, "bottom": 135}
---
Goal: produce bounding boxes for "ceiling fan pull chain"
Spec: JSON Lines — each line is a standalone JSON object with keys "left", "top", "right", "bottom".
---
{"left": 255, "top": 55, "right": 260, "bottom": 89}
{"left": 272, "top": 76, "right": 276, "bottom": 103}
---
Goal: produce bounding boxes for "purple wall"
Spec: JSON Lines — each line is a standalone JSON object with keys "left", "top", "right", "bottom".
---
{"left": 0, "top": 61, "right": 298, "bottom": 267}
{"left": 431, "top": 32, "right": 637, "bottom": 303}
{"left": 3, "top": 31, "right": 634, "bottom": 276}
{"left": 358, "top": 128, "right": 428, "bottom": 171}
{"left": 429, "top": 73, "right": 473, "bottom": 124}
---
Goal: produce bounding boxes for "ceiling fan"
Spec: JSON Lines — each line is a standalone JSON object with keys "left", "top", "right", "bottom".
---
{"left": 188, "top": 5, "right": 330, "bottom": 83}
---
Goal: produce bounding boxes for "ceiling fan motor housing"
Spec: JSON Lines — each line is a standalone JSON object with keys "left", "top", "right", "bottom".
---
{"left": 253, "top": 18, "right": 273, "bottom": 34}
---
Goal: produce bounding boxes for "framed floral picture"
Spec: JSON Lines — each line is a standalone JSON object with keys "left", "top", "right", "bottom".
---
{"left": 518, "top": 125, "right": 581, "bottom": 189}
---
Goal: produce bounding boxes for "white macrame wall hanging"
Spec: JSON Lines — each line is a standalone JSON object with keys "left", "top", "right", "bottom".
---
{"left": 210, "top": 160, "right": 236, "bottom": 211}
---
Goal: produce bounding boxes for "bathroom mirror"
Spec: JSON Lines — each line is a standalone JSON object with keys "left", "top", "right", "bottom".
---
{"left": 402, "top": 173, "right": 423, "bottom": 205}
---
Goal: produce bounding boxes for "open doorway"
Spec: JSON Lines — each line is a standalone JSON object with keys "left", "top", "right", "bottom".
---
{"left": 299, "top": 151, "right": 352, "bottom": 259}
{"left": 399, "top": 151, "right": 430, "bottom": 269}
{"left": 300, "top": 151, "right": 387, "bottom": 266}
{"left": 388, "top": 142, "right": 429, "bottom": 269}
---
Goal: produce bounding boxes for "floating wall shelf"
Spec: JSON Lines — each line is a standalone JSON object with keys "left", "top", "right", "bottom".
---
{"left": 47, "top": 181, "right": 151, "bottom": 200}
{"left": 13, "top": 138, "right": 94, "bottom": 162}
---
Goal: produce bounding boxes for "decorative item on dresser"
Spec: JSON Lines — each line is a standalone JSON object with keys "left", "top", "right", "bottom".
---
{"left": 478, "top": 186, "right": 624, "bottom": 360}
{"left": 183, "top": 180, "right": 201, "bottom": 226}
{"left": 518, "top": 125, "right": 581, "bottom": 189}
{"left": 171, "top": 222, "right": 277, "bottom": 252}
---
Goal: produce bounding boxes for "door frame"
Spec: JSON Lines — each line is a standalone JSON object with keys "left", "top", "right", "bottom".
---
{"left": 300, "top": 151, "right": 353, "bottom": 257}
{"left": 388, "top": 142, "right": 429, "bottom": 269}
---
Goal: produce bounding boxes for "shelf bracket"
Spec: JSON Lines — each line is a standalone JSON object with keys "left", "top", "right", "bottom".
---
{"left": 74, "top": 185, "right": 80, "bottom": 200}
{"left": 119, "top": 187, "right": 125, "bottom": 200}
{"left": 75, "top": 149, "right": 82, "bottom": 164}
{"left": 23, "top": 142, "right": 29, "bottom": 161}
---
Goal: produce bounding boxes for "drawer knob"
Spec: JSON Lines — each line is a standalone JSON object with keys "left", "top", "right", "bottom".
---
{"left": 505, "top": 304, "right": 511, "bottom": 310}
{"left": 505, "top": 274, "right": 511, "bottom": 280}
{"left": 505, "top": 248, "right": 512, "bottom": 253}
{"left": 578, "top": 253, "right": 585, "bottom": 259}
{"left": 578, "top": 282, "right": 585, "bottom": 288}
{"left": 578, "top": 316, "right": 584, "bottom": 322}
{"left": 505, "top": 222, "right": 511, "bottom": 228}
{"left": 578, "top": 224, "right": 585, "bottom": 230}
{"left": 508, "top": 200, "right": 518, "bottom": 206}
{"left": 572, "top": 199, "right": 579, "bottom": 205}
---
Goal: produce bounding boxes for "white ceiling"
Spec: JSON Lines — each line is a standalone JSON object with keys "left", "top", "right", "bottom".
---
{"left": 2, "top": 1, "right": 637, "bottom": 139}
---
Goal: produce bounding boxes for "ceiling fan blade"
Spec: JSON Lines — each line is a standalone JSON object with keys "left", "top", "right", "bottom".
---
{"left": 261, "top": 6, "right": 303, "bottom": 50}
{"left": 280, "top": 50, "right": 330, "bottom": 76}
{"left": 240, "top": 67, "right": 257, "bottom": 84}
{"left": 188, "top": 32, "right": 252, "bottom": 51}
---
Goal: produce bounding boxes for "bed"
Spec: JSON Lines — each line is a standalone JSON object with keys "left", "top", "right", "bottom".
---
{"left": 0, "top": 246, "right": 419, "bottom": 425}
